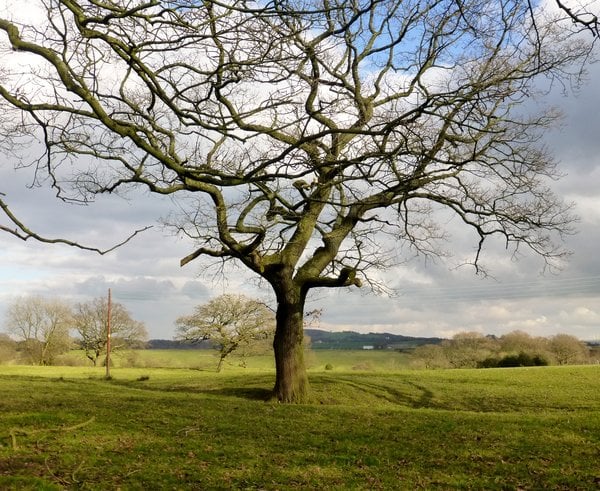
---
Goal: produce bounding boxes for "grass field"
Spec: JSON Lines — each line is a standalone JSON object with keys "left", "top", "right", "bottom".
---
{"left": 0, "top": 353, "right": 599, "bottom": 489}
{"left": 54, "top": 347, "right": 413, "bottom": 371}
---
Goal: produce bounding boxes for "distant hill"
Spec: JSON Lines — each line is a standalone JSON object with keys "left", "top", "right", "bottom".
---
{"left": 304, "top": 329, "right": 443, "bottom": 351}
{"left": 148, "top": 330, "right": 442, "bottom": 351}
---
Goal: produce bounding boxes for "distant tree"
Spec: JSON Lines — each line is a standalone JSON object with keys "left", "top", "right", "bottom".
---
{"left": 442, "top": 332, "right": 497, "bottom": 368}
{"left": 548, "top": 334, "right": 589, "bottom": 365}
{"left": 411, "top": 344, "right": 449, "bottom": 369}
{"left": 176, "top": 294, "right": 275, "bottom": 372}
{"left": 413, "top": 330, "right": 591, "bottom": 369}
{"left": 499, "top": 331, "right": 549, "bottom": 354}
{"left": 0, "top": 332, "right": 18, "bottom": 364}
{"left": 73, "top": 297, "right": 148, "bottom": 366}
{"left": 5, "top": 296, "right": 73, "bottom": 365}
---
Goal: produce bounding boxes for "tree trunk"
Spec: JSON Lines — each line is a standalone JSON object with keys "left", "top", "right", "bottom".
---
{"left": 216, "top": 354, "right": 225, "bottom": 372}
{"left": 272, "top": 290, "right": 309, "bottom": 403}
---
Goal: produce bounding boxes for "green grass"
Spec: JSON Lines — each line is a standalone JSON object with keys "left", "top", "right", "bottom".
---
{"left": 0, "top": 362, "right": 599, "bottom": 489}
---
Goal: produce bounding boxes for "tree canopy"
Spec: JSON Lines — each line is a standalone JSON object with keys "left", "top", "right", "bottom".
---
{"left": 0, "top": 0, "right": 596, "bottom": 401}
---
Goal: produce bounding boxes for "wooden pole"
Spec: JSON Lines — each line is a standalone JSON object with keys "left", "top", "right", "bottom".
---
{"left": 106, "top": 288, "right": 112, "bottom": 379}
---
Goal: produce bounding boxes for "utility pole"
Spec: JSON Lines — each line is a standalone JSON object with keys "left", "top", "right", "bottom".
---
{"left": 106, "top": 288, "right": 112, "bottom": 379}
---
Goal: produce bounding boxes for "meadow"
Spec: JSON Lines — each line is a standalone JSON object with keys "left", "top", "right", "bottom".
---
{"left": 78, "top": 347, "right": 414, "bottom": 372}
{"left": 0, "top": 351, "right": 599, "bottom": 490}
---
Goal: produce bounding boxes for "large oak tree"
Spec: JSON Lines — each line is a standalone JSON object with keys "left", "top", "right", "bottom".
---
{"left": 0, "top": 0, "right": 597, "bottom": 401}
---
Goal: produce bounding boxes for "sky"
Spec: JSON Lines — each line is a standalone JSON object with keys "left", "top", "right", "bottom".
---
{"left": 0, "top": 2, "right": 599, "bottom": 341}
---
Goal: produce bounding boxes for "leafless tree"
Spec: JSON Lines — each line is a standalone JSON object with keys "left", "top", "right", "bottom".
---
{"left": 499, "top": 330, "right": 549, "bottom": 354}
{"left": 549, "top": 333, "right": 590, "bottom": 365}
{"left": 0, "top": 0, "right": 596, "bottom": 401}
{"left": 442, "top": 332, "right": 497, "bottom": 368}
{"left": 176, "top": 294, "right": 275, "bottom": 372}
{"left": 4, "top": 295, "right": 73, "bottom": 365}
{"left": 73, "top": 296, "right": 148, "bottom": 366}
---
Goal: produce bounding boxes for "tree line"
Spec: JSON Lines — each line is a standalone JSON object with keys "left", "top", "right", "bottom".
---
{"left": 1, "top": 295, "right": 147, "bottom": 366}
{"left": 0, "top": 292, "right": 275, "bottom": 371}
{"left": 411, "top": 331, "right": 596, "bottom": 369}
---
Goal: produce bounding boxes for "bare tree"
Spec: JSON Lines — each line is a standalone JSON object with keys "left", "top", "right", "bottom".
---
{"left": 549, "top": 333, "right": 590, "bottom": 365}
{"left": 4, "top": 295, "right": 73, "bottom": 365}
{"left": 442, "top": 332, "right": 497, "bottom": 368}
{"left": 411, "top": 344, "right": 449, "bottom": 369}
{"left": 176, "top": 294, "right": 275, "bottom": 372}
{"left": 499, "top": 330, "right": 549, "bottom": 355}
{"left": 0, "top": 0, "right": 596, "bottom": 401}
{"left": 73, "top": 297, "right": 148, "bottom": 366}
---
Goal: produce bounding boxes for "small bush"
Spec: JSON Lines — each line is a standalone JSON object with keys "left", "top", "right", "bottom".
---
{"left": 325, "top": 363, "right": 333, "bottom": 371}
{"left": 480, "top": 352, "right": 549, "bottom": 368}
{"left": 499, "top": 352, "right": 548, "bottom": 367}
{"left": 478, "top": 357, "right": 501, "bottom": 368}
{"left": 531, "top": 354, "right": 549, "bottom": 366}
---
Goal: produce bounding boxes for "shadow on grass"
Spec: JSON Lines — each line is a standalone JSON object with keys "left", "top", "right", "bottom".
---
{"left": 408, "top": 382, "right": 435, "bottom": 408}
{"left": 103, "top": 375, "right": 276, "bottom": 402}
{"left": 201, "top": 387, "right": 275, "bottom": 401}
{"left": 91, "top": 371, "right": 440, "bottom": 407}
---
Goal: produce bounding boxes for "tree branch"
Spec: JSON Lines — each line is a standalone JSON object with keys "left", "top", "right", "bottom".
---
{"left": 0, "top": 195, "right": 151, "bottom": 254}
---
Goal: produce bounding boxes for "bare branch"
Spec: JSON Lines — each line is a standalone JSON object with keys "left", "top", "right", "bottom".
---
{"left": 555, "top": 0, "right": 599, "bottom": 37}
{"left": 0, "top": 194, "right": 151, "bottom": 254}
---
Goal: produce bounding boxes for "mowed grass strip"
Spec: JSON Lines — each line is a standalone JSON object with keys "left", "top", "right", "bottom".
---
{"left": 0, "top": 364, "right": 598, "bottom": 489}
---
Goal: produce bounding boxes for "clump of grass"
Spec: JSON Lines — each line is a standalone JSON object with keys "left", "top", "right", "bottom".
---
{"left": 136, "top": 375, "right": 150, "bottom": 381}
{"left": 324, "top": 363, "right": 333, "bottom": 370}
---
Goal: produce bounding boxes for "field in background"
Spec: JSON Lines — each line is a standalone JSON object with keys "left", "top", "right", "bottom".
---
{"left": 1, "top": 361, "right": 599, "bottom": 489}
{"left": 54, "top": 348, "right": 413, "bottom": 372}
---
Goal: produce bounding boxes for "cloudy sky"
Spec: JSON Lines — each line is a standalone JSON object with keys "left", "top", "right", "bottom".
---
{"left": 0, "top": 2, "right": 598, "bottom": 341}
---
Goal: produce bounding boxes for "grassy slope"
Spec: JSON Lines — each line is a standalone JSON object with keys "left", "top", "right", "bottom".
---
{"left": 0, "top": 362, "right": 599, "bottom": 490}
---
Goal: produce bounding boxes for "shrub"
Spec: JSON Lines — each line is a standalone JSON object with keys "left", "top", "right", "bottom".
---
{"left": 478, "top": 357, "right": 501, "bottom": 368}
{"left": 325, "top": 363, "right": 333, "bottom": 370}
{"left": 481, "top": 352, "right": 549, "bottom": 368}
